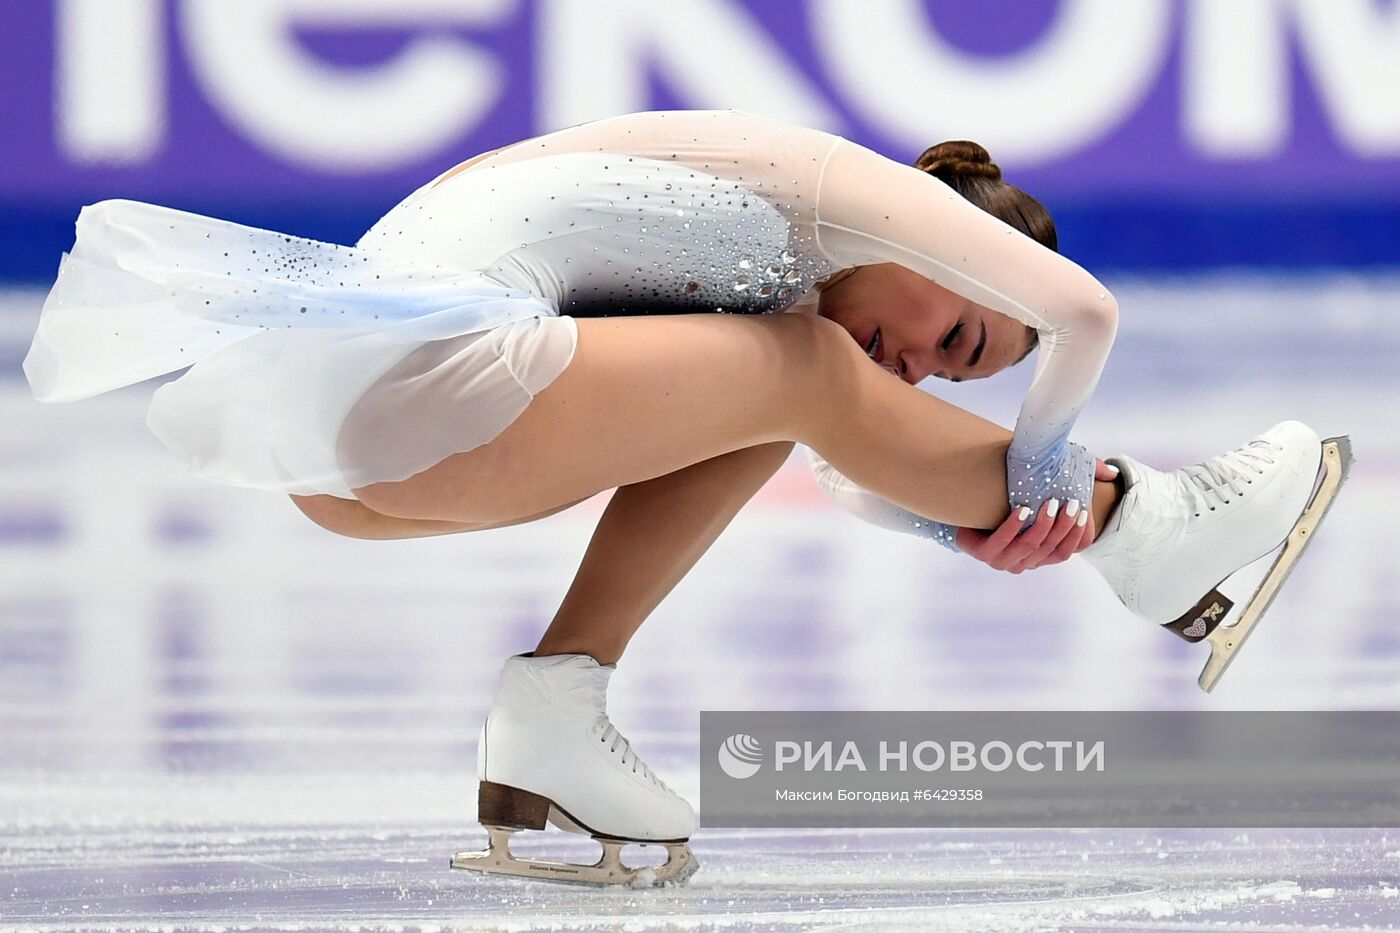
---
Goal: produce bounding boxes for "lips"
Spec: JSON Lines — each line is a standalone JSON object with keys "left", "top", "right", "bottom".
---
{"left": 865, "top": 328, "right": 883, "bottom": 363}
{"left": 864, "top": 328, "right": 903, "bottom": 378}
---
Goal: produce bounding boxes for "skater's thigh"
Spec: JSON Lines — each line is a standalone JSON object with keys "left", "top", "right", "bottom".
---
{"left": 352, "top": 312, "right": 854, "bottom": 523}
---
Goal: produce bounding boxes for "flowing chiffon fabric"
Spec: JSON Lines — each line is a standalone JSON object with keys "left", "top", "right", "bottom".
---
{"left": 23, "top": 200, "right": 569, "bottom": 497}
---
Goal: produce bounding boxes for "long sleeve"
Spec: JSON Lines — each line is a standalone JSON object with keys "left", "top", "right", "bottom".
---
{"left": 807, "top": 446, "right": 962, "bottom": 549}
{"left": 811, "top": 137, "right": 1117, "bottom": 523}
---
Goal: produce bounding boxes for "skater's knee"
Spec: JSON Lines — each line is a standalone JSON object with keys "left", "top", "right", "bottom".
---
{"left": 768, "top": 312, "right": 866, "bottom": 424}
{"left": 810, "top": 312, "right": 874, "bottom": 390}
{"left": 766, "top": 312, "right": 872, "bottom": 442}
{"left": 780, "top": 310, "right": 861, "bottom": 365}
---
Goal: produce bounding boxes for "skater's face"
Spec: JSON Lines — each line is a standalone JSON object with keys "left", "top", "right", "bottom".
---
{"left": 817, "top": 263, "right": 1036, "bottom": 385}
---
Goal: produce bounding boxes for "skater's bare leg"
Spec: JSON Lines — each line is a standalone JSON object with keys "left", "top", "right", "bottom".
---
{"left": 288, "top": 492, "right": 590, "bottom": 540}
{"left": 299, "top": 443, "right": 1113, "bottom": 559}
{"left": 1092, "top": 472, "right": 1123, "bottom": 532}
{"left": 353, "top": 314, "right": 1044, "bottom": 530}
{"left": 534, "top": 441, "right": 795, "bottom": 664}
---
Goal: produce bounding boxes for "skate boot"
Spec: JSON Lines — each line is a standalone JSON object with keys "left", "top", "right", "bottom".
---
{"left": 451, "top": 652, "right": 698, "bottom": 887}
{"left": 1081, "top": 421, "right": 1352, "bottom": 691}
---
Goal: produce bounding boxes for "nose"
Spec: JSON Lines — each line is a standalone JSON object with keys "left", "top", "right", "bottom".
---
{"left": 898, "top": 350, "right": 934, "bottom": 385}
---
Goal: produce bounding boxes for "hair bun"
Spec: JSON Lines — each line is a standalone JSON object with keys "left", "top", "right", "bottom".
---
{"left": 915, "top": 140, "right": 1002, "bottom": 182}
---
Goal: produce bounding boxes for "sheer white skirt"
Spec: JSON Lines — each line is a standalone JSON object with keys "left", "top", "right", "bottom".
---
{"left": 23, "top": 199, "right": 578, "bottom": 499}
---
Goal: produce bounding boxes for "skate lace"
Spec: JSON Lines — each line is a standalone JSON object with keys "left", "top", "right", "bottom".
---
{"left": 598, "top": 719, "right": 670, "bottom": 791}
{"left": 1180, "top": 439, "right": 1278, "bottom": 517}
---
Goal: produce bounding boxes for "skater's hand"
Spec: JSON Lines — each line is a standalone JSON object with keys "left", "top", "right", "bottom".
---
{"left": 954, "top": 457, "right": 1112, "bottom": 570}
{"left": 955, "top": 496, "right": 1092, "bottom": 573}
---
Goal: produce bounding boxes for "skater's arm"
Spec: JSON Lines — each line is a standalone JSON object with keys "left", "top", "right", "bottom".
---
{"left": 807, "top": 446, "right": 1093, "bottom": 570}
{"left": 806, "top": 446, "right": 957, "bottom": 546}
{"left": 813, "top": 138, "right": 1118, "bottom": 516}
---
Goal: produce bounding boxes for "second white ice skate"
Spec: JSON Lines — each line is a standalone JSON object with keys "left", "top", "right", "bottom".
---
{"left": 451, "top": 652, "right": 698, "bottom": 887}
{"left": 1082, "top": 421, "right": 1351, "bottom": 691}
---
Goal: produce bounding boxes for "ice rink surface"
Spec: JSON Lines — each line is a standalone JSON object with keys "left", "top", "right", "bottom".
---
{"left": 2, "top": 276, "right": 1399, "bottom": 931}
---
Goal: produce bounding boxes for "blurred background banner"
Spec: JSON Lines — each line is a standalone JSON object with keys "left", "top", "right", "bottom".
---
{"left": 2, "top": 0, "right": 1398, "bottom": 279}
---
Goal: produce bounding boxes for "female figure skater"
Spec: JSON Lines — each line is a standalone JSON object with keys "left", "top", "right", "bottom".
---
{"left": 23, "top": 110, "right": 1347, "bottom": 886}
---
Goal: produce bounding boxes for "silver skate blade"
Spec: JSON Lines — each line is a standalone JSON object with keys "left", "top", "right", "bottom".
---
{"left": 451, "top": 825, "right": 699, "bottom": 887}
{"left": 1198, "top": 436, "right": 1353, "bottom": 692}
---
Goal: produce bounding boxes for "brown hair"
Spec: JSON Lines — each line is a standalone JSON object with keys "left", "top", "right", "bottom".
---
{"left": 915, "top": 141, "right": 1055, "bottom": 363}
{"left": 914, "top": 140, "right": 1057, "bottom": 252}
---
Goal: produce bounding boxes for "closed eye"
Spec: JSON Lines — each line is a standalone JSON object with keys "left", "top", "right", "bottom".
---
{"left": 941, "top": 322, "right": 963, "bottom": 351}
{"left": 968, "top": 320, "right": 987, "bottom": 368}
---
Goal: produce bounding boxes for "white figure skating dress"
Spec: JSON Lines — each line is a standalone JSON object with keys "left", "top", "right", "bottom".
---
{"left": 23, "top": 110, "right": 1115, "bottom": 536}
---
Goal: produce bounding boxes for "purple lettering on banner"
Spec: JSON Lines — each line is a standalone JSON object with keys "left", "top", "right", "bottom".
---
{"left": 0, "top": 1, "right": 1396, "bottom": 272}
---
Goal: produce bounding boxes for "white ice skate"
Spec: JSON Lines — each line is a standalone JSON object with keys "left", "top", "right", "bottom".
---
{"left": 1081, "top": 421, "right": 1351, "bottom": 692}
{"left": 451, "top": 652, "right": 698, "bottom": 887}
